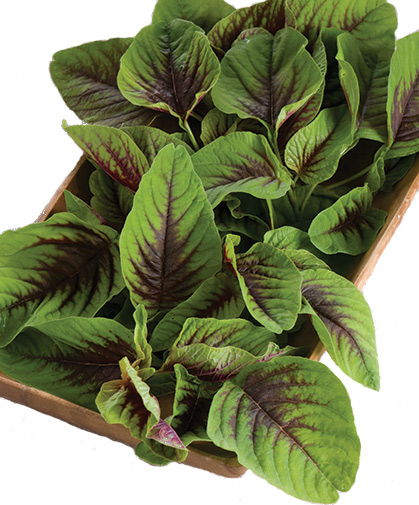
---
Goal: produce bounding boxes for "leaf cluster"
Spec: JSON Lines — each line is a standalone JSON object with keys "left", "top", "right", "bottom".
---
{"left": 1, "top": 0, "right": 418, "bottom": 502}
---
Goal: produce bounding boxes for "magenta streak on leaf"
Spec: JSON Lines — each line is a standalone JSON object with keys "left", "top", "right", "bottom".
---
{"left": 147, "top": 419, "right": 186, "bottom": 449}
{"left": 391, "top": 72, "right": 419, "bottom": 143}
{"left": 238, "top": 365, "right": 323, "bottom": 461}
{"left": 3, "top": 229, "right": 116, "bottom": 315}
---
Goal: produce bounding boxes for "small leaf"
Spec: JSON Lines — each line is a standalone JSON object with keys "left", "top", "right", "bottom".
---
{"left": 284, "top": 105, "right": 353, "bottom": 184}
{"left": 302, "top": 268, "right": 380, "bottom": 390}
{"left": 134, "top": 441, "right": 172, "bottom": 466}
{"left": 89, "top": 169, "right": 134, "bottom": 231}
{"left": 336, "top": 32, "right": 391, "bottom": 142}
{"left": 200, "top": 108, "right": 238, "bottom": 145}
{"left": 64, "top": 191, "right": 105, "bottom": 227}
{"left": 64, "top": 123, "right": 149, "bottom": 192}
{"left": 133, "top": 305, "right": 153, "bottom": 369}
{"left": 120, "top": 145, "right": 222, "bottom": 315}
{"left": 50, "top": 38, "right": 158, "bottom": 127}
{"left": 175, "top": 317, "right": 276, "bottom": 356}
{"left": 308, "top": 186, "right": 387, "bottom": 255}
{"left": 208, "top": 0, "right": 294, "bottom": 53}
{"left": 207, "top": 356, "right": 360, "bottom": 503}
{"left": 191, "top": 132, "right": 291, "bottom": 207}
{"left": 118, "top": 20, "right": 220, "bottom": 121}
{"left": 264, "top": 226, "right": 317, "bottom": 254}
{"left": 170, "top": 364, "right": 218, "bottom": 445}
{"left": 149, "top": 273, "right": 244, "bottom": 352}
{"left": 121, "top": 125, "right": 193, "bottom": 163}
{"left": 152, "top": 0, "right": 235, "bottom": 33}
{"left": 225, "top": 238, "right": 302, "bottom": 333}
{"left": 0, "top": 213, "right": 124, "bottom": 347}
{"left": 212, "top": 28, "right": 323, "bottom": 132}
{"left": 386, "top": 31, "right": 419, "bottom": 158}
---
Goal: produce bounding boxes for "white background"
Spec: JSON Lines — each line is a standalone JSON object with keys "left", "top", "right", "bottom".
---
{"left": 0, "top": 1, "right": 418, "bottom": 504}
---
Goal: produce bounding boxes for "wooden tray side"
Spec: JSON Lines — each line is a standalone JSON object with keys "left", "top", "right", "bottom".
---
{"left": 0, "top": 155, "right": 418, "bottom": 476}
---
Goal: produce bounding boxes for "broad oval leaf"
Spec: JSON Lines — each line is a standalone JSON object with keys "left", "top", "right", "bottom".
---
{"left": 191, "top": 132, "right": 291, "bottom": 207}
{"left": 212, "top": 28, "right": 323, "bottom": 132}
{"left": 0, "top": 317, "right": 136, "bottom": 410}
{"left": 208, "top": 0, "right": 294, "bottom": 53}
{"left": 302, "top": 268, "right": 379, "bottom": 390}
{"left": 264, "top": 226, "right": 317, "bottom": 254}
{"left": 0, "top": 213, "right": 124, "bottom": 347}
{"left": 225, "top": 238, "right": 302, "bottom": 333}
{"left": 64, "top": 123, "right": 149, "bottom": 192}
{"left": 152, "top": 0, "right": 235, "bottom": 33}
{"left": 291, "top": 0, "right": 397, "bottom": 53}
{"left": 200, "top": 108, "right": 238, "bottom": 145}
{"left": 284, "top": 105, "right": 353, "bottom": 184}
{"left": 120, "top": 144, "right": 222, "bottom": 315}
{"left": 50, "top": 38, "right": 158, "bottom": 127}
{"left": 118, "top": 20, "right": 220, "bottom": 121}
{"left": 387, "top": 31, "right": 419, "bottom": 158}
{"left": 308, "top": 185, "right": 387, "bottom": 255}
{"left": 149, "top": 273, "right": 244, "bottom": 352}
{"left": 207, "top": 356, "right": 360, "bottom": 503}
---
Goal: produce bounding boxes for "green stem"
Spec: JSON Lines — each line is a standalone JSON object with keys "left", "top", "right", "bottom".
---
{"left": 190, "top": 111, "right": 204, "bottom": 122}
{"left": 299, "top": 184, "right": 317, "bottom": 215}
{"left": 266, "top": 199, "right": 276, "bottom": 230}
{"left": 181, "top": 119, "right": 200, "bottom": 151}
{"left": 326, "top": 165, "right": 371, "bottom": 191}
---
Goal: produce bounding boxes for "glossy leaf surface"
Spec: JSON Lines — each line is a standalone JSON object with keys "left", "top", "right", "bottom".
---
{"left": 150, "top": 273, "right": 244, "bottom": 352}
{"left": 0, "top": 214, "right": 123, "bottom": 347}
{"left": 152, "top": 0, "right": 235, "bottom": 33}
{"left": 302, "top": 268, "right": 380, "bottom": 390}
{"left": 50, "top": 38, "right": 158, "bottom": 127}
{"left": 208, "top": 357, "right": 360, "bottom": 503}
{"left": 191, "top": 132, "right": 291, "bottom": 206}
{"left": 0, "top": 317, "right": 136, "bottom": 410}
{"left": 118, "top": 20, "right": 220, "bottom": 120}
{"left": 120, "top": 145, "right": 222, "bottom": 315}
{"left": 212, "top": 28, "right": 323, "bottom": 132}
{"left": 308, "top": 186, "right": 387, "bottom": 255}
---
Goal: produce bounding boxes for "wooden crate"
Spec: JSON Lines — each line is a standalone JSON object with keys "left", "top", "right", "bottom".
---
{"left": 0, "top": 154, "right": 418, "bottom": 478}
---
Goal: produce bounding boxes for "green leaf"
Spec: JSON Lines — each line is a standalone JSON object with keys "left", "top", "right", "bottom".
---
{"left": 64, "top": 123, "right": 149, "bottom": 192}
{"left": 170, "top": 364, "right": 218, "bottom": 445}
{"left": 64, "top": 191, "right": 105, "bottom": 227}
{"left": 152, "top": 0, "right": 235, "bottom": 33}
{"left": 50, "top": 38, "right": 159, "bottom": 127}
{"left": 191, "top": 132, "right": 291, "bottom": 206}
{"left": 292, "top": 0, "right": 397, "bottom": 53}
{"left": 0, "top": 317, "right": 136, "bottom": 410}
{"left": 89, "top": 169, "right": 134, "bottom": 231}
{"left": 214, "top": 194, "right": 270, "bottom": 242}
{"left": 150, "top": 273, "right": 244, "bottom": 352}
{"left": 120, "top": 145, "right": 222, "bottom": 316}
{"left": 336, "top": 32, "right": 391, "bottom": 142}
{"left": 208, "top": 0, "right": 294, "bottom": 53}
{"left": 207, "top": 356, "right": 360, "bottom": 503}
{"left": 96, "top": 357, "right": 159, "bottom": 439}
{"left": 0, "top": 213, "right": 124, "bottom": 347}
{"left": 118, "top": 20, "right": 220, "bottom": 121}
{"left": 225, "top": 238, "right": 302, "bottom": 333}
{"left": 382, "top": 154, "right": 416, "bottom": 192}
{"left": 133, "top": 305, "right": 153, "bottom": 369}
{"left": 212, "top": 28, "right": 323, "bottom": 132}
{"left": 308, "top": 185, "right": 387, "bottom": 255}
{"left": 284, "top": 105, "right": 353, "bottom": 184}
{"left": 175, "top": 317, "right": 276, "bottom": 356}
{"left": 134, "top": 441, "right": 172, "bottom": 466}
{"left": 200, "top": 108, "right": 238, "bottom": 145}
{"left": 302, "top": 268, "right": 379, "bottom": 390}
{"left": 386, "top": 31, "right": 419, "bottom": 158}
{"left": 121, "top": 125, "right": 194, "bottom": 162}
{"left": 264, "top": 226, "right": 317, "bottom": 254}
